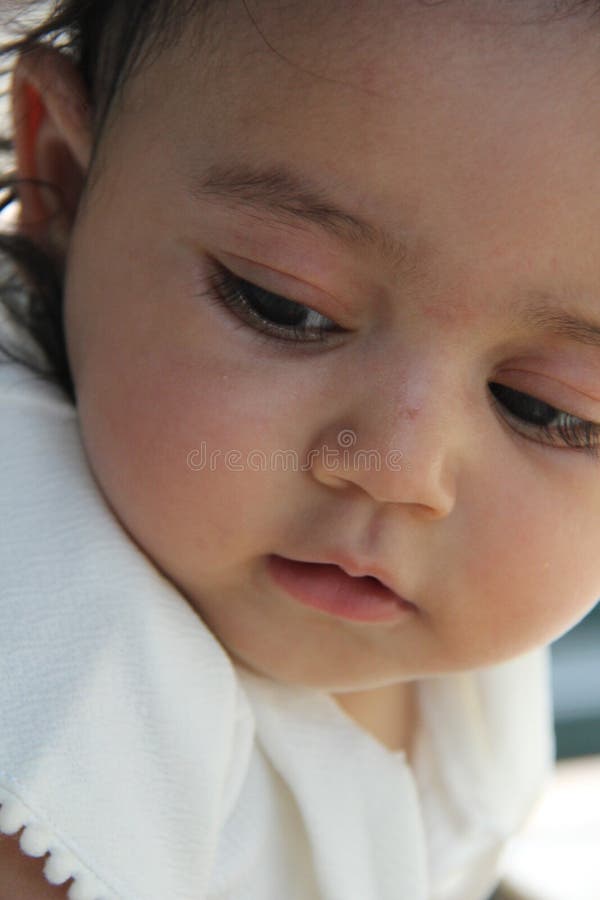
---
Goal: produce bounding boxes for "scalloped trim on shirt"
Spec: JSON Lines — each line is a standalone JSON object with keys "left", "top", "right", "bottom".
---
{"left": 0, "top": 781, "right": 120, "bottom": 900}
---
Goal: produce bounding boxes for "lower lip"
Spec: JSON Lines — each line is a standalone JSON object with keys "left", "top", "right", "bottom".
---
{"left": 266, "top": 555, "right": 415, "bottom": 623}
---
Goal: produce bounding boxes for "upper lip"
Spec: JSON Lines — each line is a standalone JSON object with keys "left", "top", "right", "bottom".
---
{"left": 277, "top": 551, "right": 413, "bottom": 605}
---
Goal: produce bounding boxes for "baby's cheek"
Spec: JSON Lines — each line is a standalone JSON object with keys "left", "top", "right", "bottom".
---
{"left": 424, "top": 462, "right": 598, "bottom": 671}
{"left": 97, "top": 369, "right": 287, "bottom": 571}
{"left": 466, "top": 513, "right": 597, "bottom": 663}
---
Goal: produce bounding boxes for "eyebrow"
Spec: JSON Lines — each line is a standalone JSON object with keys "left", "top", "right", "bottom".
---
{"left": 190, "top": 161, "right": 413, "bottom": 266}
{"left": 190, "top": 162, "right": 600, "bottom": 352}
{"left": 520, "top": 299, "right": 600, "bottom": 350}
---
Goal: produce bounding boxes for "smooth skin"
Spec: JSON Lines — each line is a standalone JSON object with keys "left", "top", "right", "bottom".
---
{"left": 0, "top": 832, "right": 70, "bottom": 898}
{"left": 7, "top": 1, "right": 600, "bottom": 887}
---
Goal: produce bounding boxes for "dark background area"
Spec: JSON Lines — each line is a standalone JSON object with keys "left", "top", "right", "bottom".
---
{"left": 552, "top": 601, "right": 600, "bottom": 759}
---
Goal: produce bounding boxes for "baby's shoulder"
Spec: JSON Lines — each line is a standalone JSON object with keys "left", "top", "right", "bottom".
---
{"left": 0, "top": 832, "right": 69, "bottom": 899}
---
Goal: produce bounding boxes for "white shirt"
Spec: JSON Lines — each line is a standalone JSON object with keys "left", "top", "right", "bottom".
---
{"left": 0, "top": 353, "right": 554, "bottom": 900}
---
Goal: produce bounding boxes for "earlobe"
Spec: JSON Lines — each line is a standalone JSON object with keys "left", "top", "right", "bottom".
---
{"left": 11, "top": 44, "right": 94, "bottom": 254}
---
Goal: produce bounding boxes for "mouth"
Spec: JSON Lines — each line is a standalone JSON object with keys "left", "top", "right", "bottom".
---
{"left": 266, "top": 554, "right": 417, "bottom": 624}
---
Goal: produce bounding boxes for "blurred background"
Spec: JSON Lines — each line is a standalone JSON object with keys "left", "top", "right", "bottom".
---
{"left": 490, "top": 604, "right": 600, "bottom": 900}
{"left": 551, "top": 602, "right": 600, "bottom": 760}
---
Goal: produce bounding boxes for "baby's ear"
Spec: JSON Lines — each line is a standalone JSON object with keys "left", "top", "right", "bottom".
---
{"left": 11, "top": 43, "right": 93, "bottom": 258}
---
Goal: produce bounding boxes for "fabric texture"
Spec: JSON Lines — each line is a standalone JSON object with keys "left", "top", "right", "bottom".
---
{"left": 0, "top": 354, "right": 555, "bottom": 900}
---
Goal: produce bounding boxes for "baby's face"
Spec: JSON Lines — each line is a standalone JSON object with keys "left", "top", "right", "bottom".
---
{"left": 63, "top": 1, "right": 600, "bottom": 689}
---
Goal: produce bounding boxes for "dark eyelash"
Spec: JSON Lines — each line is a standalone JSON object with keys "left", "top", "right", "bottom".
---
{"left": 488, "top": 382, "right": 600, "bottom": 460}
{"left": 204, "top": 261, "right": 343, "bottom": 346}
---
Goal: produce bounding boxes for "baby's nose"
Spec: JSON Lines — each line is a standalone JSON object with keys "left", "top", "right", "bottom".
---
{"left": 307, "top": 391, "right": 458, "bottom": 518}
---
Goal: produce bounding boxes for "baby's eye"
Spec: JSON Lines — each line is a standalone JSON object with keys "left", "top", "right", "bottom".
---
{"left": 206, "top": 262, "right": 344, "bottom": 344}
{"left": 488, "top": 382, "right": 600, "bottom": 459}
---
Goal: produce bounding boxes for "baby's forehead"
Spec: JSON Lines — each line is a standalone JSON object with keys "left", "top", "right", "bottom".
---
{"left": 98, "top": 0, "right": 600, "bottom": 307}
{"left": 141, "top": 0, "right": 598, "bottom": 110}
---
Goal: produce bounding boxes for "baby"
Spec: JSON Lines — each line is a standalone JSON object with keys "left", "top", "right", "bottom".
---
{"left": 1, "top": 1, "right": 599, "bottom": 897}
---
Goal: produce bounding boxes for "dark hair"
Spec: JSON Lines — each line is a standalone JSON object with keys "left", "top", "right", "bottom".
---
{"left": 1, "top": 0, "right": 600, "bottom": 405}
{"left": 0, "top": 0, "right": 211, "bottom": 403}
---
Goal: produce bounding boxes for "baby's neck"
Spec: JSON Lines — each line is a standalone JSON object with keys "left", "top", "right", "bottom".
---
{"left": 331, "top": 681, "right": 417, "bottom": 759}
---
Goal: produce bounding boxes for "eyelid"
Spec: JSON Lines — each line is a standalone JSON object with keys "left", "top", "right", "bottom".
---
{"left": 213, "top": 250, "right": 352, "bottom": 322}
{"left": 496, "top": 367, "right": 600, "bottom": 422}
{"left": 487, "top": 382, "right": 600, "bottom": 456}
{"left": 204, "top": 260, "right": 347, "bottom": 351}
